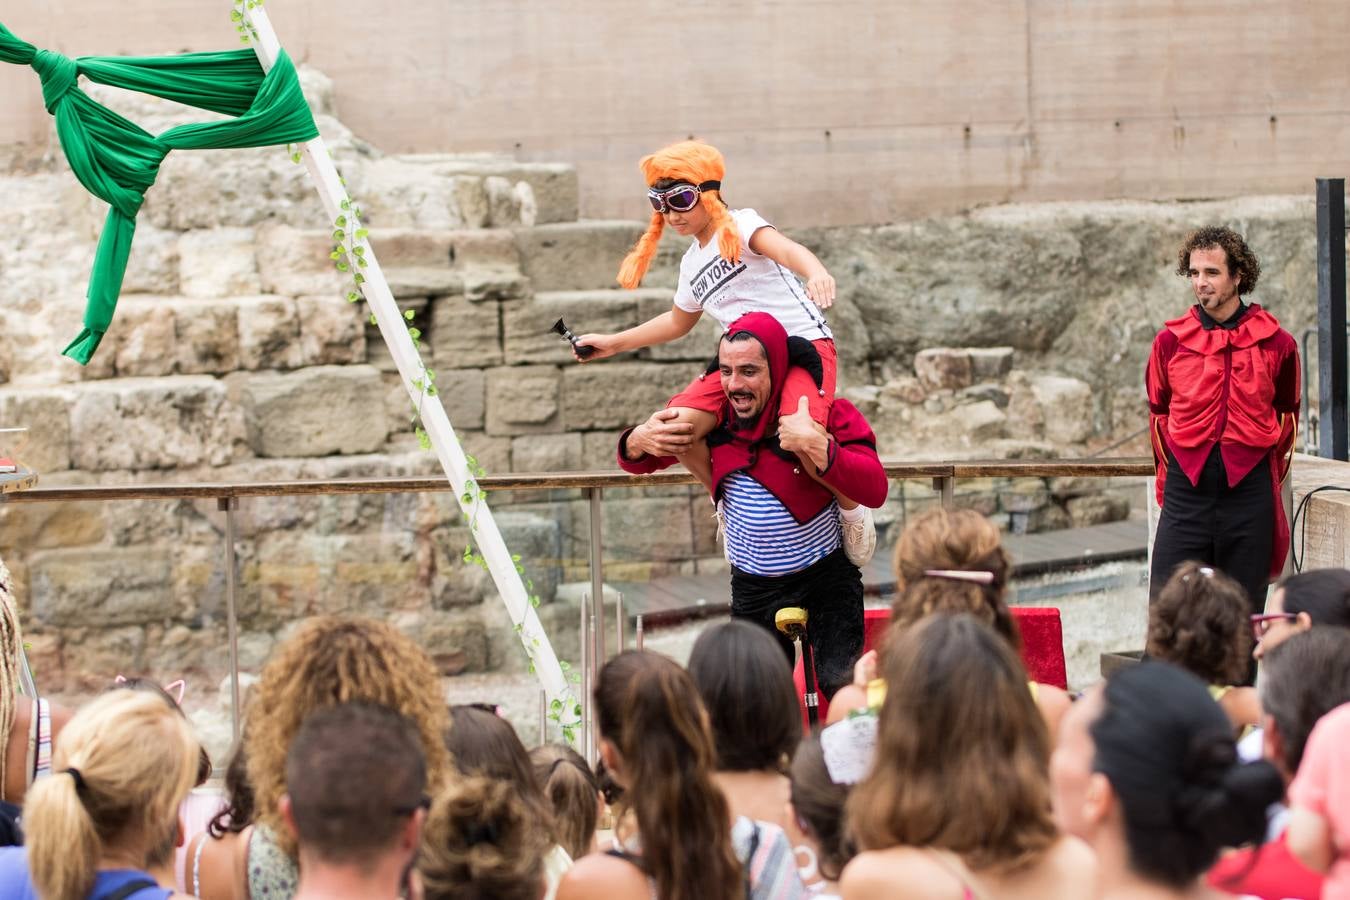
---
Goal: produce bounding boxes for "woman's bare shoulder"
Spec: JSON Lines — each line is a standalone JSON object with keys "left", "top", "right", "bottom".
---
{"left": 555, "top": 852, "right": 651, "bottom": 900}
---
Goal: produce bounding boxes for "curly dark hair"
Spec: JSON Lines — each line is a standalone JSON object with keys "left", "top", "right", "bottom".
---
{"left": 1175, "top": 226, "right": 1261, "bottom": 295}
{"left": 1147, "top": 561, "right": 1253, "bottom": 685}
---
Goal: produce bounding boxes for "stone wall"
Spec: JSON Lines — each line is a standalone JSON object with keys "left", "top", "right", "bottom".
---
{"left": 0, "top": 64, "right": 1326, "bottom": 692}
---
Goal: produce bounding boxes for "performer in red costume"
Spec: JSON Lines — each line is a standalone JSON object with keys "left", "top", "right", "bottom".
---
{"left": 617, "top": 312, "right": 888, "bottom": 697}
{"left": 1147, "top": 226, "right": 1299, "bottom": 625}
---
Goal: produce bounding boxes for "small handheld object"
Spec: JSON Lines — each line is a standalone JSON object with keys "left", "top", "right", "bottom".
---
{"left": 775, "top": 606, "right": 820, "bottom": 728}
{"left": 551, "top": 318, "right": 595, "bottom": 359}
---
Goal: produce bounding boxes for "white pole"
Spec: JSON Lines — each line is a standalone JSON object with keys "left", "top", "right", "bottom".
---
{"left": 240, "top": 4, "right": 579, "bottom": 733}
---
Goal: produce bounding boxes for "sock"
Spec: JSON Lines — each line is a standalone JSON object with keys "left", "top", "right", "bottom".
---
{"left": 840, "top": 505, "right": 866, "bottom": 524}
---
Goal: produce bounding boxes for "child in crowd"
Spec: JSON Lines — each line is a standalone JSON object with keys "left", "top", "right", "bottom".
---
{"left": 1146, "top": 561, "right": 1260, "bottom": 735}
{"left": 788, "top": 736, "right": 857, "bottom": 899}
{"left": 530, "top": 743, "right": 602, "bottom": 861}
{"left": 574, "top": 140, "right": 874, "bottom": 565}
{"left": 418, "top": 776, "right": 553, "bottom": 900}
{"left": 1288, "top": 702, "right": 1350, "bottom": 898}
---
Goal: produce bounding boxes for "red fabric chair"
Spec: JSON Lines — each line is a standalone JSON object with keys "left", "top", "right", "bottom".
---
{"left": 791, "top": 606, "right": 1069, "bottom": 729}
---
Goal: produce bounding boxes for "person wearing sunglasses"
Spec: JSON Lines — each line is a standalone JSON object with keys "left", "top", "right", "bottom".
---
{"left": 1252, "top": 567, "right": 1350, "bottom": 660}
{"left": 573, "top": 139, "right": 875, "bottom": 567}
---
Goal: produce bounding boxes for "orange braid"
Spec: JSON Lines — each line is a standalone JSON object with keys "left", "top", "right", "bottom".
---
{"left": 617, "top": 210, "right": 667, "bottom": 289}
{"left": 704, "top": 192, "right": 741, "bottom": 266}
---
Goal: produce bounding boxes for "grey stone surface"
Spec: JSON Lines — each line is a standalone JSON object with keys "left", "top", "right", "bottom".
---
{"left": 511, "top": 432, "right": 583, "bottom": 472}
{"left": 178, "top": 228, "right": 261, "bottom": 299}
{"left": 969, "top": 346, "right": 1015, "bottom": 379}
{"left": 236, "top": 296, "right": 304, "bottom": 371}
{"left": 561, "top": 362, "right": 687, "bottom": 431}
{"left": 485, "top": 365, "right": 561, "bottom": 435}
{"left": 914, "top": 347, "right": 974, "bottom": 390}
{"left": 430, "top": 295, "right": 502, "bottom": 369}
{"left": 240, "top": 365, "right": 388, "bottom": 457}
{"left": 297, "top": 295, "right": 366, "bottom": 366}
{"left": 515, "top": 220, "right": 647, "bottom": 292}
{"left": 255, "top": 226, "right": 349, "bottom": 297}
{"left": 1031, "top": 373, "right": 1095, "bottom": 444}
{"left": 174, "top": 300, "right": 241, "bottom": 375}
{"left": 504, "top": 290, "right": 644, "bottom": 365}
{"left": 70, "top": 377, "right": 241, "bottom": 470}
{"left": 0, "top": 388, "right": 72, "bottom": 471}
{"left": 29, "top": 546, "right": 176, "bottom": 627}
{"left": 1066, "top": 493, "right": 1131, "bottom": 527}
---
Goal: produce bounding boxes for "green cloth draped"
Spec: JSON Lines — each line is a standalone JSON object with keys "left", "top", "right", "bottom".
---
{"left": 0, "top": 23, "right": 320, "bottom": 364}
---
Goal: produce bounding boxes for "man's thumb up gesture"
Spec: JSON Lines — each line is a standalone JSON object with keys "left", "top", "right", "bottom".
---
{"left": 778, "top": 395, "right": 829, "bottom": 470}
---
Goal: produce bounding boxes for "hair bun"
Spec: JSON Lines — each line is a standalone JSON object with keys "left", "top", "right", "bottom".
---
{"left": 1176, "top": 738, "right": 1283, "bottom": 849}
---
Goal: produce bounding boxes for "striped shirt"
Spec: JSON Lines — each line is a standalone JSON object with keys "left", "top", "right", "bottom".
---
{"left": 723, "top": 472, "right": 840, "bottom": 576}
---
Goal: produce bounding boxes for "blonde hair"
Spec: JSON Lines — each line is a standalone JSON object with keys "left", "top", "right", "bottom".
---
{"left": 418, "top": 775, "right": 551, "bottom": 900}
{"left": 529, "top": 743, "right": 599, "bottom": 860}
{"left": 0, "top": 560, "right": 20, "bottom": 800}
{"left": 244, "top": 616, "right": 452, "bottom": 859}
{"left": 616, "top": 140, "right": 741, "bottom": 289}
{"left": 24, "top": 689, "right": 200, "bottom": 900}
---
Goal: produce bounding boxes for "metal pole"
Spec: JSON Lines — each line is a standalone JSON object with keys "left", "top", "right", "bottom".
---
{"left": 538, "top": 689, "right": 548, "bottom": 746}
{"left": 587, "top": 488, "right": 606, "bottom": 664}
{"left": 588, "top": 609, "right": 599, "bottom": 766}
{"left": 933, "top": 475, "right": 955, "bottom": 509}
{"left": 615, "top": 592, "right": 625, "bottom": 653}
{"left": 1317, "top": 177, "right": 1347, "bottom": 459}
{"left": 218, "top": 496, "right": 241, "bottom": 743}
{"left": 579, "top": 595, "right": 590, "bottom": 763}
{"left": 635, "top": 615, "right": 644, "bottom": 651}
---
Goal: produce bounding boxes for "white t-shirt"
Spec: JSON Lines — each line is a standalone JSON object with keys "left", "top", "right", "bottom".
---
{"left": 673, "top": 208, "right": 832, "bottom": 341}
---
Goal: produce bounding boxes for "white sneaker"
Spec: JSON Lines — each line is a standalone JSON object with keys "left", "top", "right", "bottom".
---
{"left": 841, "top": 507, "right": 876, "bottom": 567}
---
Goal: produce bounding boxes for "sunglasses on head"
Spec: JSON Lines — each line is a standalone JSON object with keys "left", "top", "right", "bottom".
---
{"left": 647, "top": 180, "right": 721, "bottom": 214}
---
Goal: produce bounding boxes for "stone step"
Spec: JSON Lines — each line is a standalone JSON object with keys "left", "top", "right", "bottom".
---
{"left": 503, "top": 289, "right": 715, "bottom": 367}
{"left": 514, "top": 220, "right": 688, "bottom": 293}
{"left": 395, "top": 154, "right": 580, "bottom": 225}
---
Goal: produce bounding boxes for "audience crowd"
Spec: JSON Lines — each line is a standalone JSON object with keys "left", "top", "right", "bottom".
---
{"left": 1, "top": 504, "right": 1348, "bottom": 900}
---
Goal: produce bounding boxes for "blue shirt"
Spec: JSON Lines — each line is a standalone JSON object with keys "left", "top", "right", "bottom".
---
{"left": 722, "top": 472, "right": 840, "bottom": 576}
{"left": 0, "top": 846, "right": 169, "bottom": 900}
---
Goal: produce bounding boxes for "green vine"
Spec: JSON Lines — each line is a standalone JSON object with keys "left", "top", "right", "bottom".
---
{"left": 229, "top": 0, "right": 262, "bottom": 44}
{"left": 274, "top": 75, "right": 584, "bottom": 745}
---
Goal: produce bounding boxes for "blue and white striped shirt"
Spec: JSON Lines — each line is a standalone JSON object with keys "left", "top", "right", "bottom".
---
{"left": 722, "top": 472, "right": 840, "bottom": 576}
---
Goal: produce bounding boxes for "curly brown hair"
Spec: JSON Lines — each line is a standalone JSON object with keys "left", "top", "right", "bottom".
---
{"left": 1146, "top": 562, "right": 1253, "bottom": 685}
{"left": 1175, "top": 226, "right": 1261, "bottom": 296}
{"left": 891, "top": 507, "right": 1019, "bottom": 651}
{"left": 244, "top": 616, "right": 452, "bottom": 859}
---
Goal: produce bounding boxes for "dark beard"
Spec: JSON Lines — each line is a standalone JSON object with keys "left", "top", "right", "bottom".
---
{"left": 731, "top": 411, "right": 762, "bottom": 431}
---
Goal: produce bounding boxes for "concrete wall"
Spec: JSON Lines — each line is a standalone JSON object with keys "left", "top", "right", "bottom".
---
{"left": 4, "top": 2, "right": 1350, "bottom": 226}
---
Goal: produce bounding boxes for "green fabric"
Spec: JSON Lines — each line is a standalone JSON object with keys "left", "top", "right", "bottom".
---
{"left": 0, "top": 24, "right": 320, "bottom": 364}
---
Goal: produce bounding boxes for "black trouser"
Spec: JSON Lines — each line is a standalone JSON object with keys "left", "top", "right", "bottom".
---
{"left": 729, "top": 548, "right": 864, "bottom": 700}
{"left": 1150, "top": 447, "right": 1273, "bottom": 683}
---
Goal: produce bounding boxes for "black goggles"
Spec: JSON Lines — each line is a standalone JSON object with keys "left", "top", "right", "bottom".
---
{"left": 647, "top": 180, "right": 721, "bottom": 214}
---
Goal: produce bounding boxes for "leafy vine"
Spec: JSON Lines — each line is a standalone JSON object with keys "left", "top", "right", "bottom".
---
{"left": 230, "top": 0, "right": 261, "bottom": 44}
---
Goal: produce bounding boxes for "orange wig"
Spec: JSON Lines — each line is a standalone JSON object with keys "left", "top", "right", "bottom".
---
{"left": 616, "top": 140, "right": 741, "bottom": 289}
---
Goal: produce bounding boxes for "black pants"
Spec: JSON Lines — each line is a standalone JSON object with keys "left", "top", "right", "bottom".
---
{"left": 730, "top": 549, "right": 864, "bottom": 700}
{"left": 1150, "top": 447, "right": 1274, "bottom": 616}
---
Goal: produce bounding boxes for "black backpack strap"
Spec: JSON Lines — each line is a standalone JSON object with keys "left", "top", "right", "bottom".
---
{"left": 97, "top": 878, "right": 161, "bottom": 900}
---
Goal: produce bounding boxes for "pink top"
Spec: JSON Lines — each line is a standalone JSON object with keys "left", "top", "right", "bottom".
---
{"left": 1289, "top": 703, "right": 1350, "bottom": 899}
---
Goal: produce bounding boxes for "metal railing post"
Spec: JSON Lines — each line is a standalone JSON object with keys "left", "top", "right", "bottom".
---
{"left": 933, "top": 475, "right": 955, "bottom": 509}
{"left": 578, "top": 595, "right": 590, "bottom": 763}
{"left": 1317, "top": 177, "right": 1348, "bottom": 460}
{"left": 615, "top": 592, "right": 625, "bottom": 653}
{"left": 587, "top": 488, "right": 605, "bottom": 663}
{"left": 538, "top": 689, "right": 548, "bottom": 746}
{"left": 217, "top": 496, "right": 241, "bottom": 743}
{"left": 635, "top": 615, "right": 644, "bottom": 651}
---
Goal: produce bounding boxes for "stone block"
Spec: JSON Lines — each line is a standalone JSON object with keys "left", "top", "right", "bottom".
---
{"left": 496, "top": 511, "right": 564, "bottom": 602}
{"left": 581, "top": 430, "right": 625, "bottom": 469}
{"left": 0, "top": 388, "right": 73, "bottom": 471}
{"left": 1005, "top": 371, "right": 1047, "bottom": 440}
{"left": 953, "top": 400, "right": 1006, "bottom": 443}
{"left": 240, "top": 365, "right": 389, "bottom": 457}
{"left": 515, "top": 220, "right": 647, "bottom": 292}
{"left": 242, "top": 530, "right": 420, "bottom": 624}
{"left": 62, "top": 626, "right": 149, "bottom": 690}
{"left": 390, "top": 609, "right": 489, "bottom": 675}
{"left": 366, "top": 299, "right": 430, "bottom": 373}
{"left": 914, "top": 348, "right": 974, "bottom": 391}
{"left": 511, "top": 432, "right": 582, "bottom": 473}
{"left": 969, "top": 346, "right": 1015, "bottom": 379}
{"left": 880, "top": 376, "right": 927, "bottom": 405}
{"left": 112, "top": 301, "right": 178, "bottom": 377}
{"left": 485, "top": 366, "right": 561, "bottom": 435}
{"left": 504, "top": 290, "right": 643, "bottom": 365}
{"left": 463, "top": 269, "right": 530, "bottom": 303}
{"left": 1000, "top": 478, "right": 1051, "bottom": 513}
{"left": 374, "top": 230, "right": 458, "bottom": 269}
{"left": 959, "top": 383, "right": 1010, "bottom": 409}
{"left": 600, "top": 497, "right": 695, "bottom": 562}
{"left": 386, "top": 368, "right": 485, "bottom": 433}
{"left": 174, "top": 300, "right": 241, "bottom": 374}
{"left": 29, "top": 546, "right": 177, "bottom": 627}
{"left": 297, "top": 295, "right": 366, "bottom": 365}
{"left": 636, "top": 292, "right": 723, "bottom": 363}
{"left": 236, "top": 296, "right": 304, "bottom": 371}
{"left": 386, "top": 267, "right": 464, "bottom": 299}
{"left": 416, "top": 158, "right": 579, "bottom": 225}
{"left": 427, "top": 525, "right": 496, "bottom": 609}
{"left": 70, "top": 377, "right": 242, "bottom": 470}
{"left": 561, "top": 362, "right": 686, "bottom": 431}
{"left": 429, "top": 295, "right": 502, "bottom": 368}
{"left": 255, "top": 226, "right": 348, "bottom": 297}
{"left": 458, "top": 432, "right": 513, "bottom": 474}
{"left": 1030, "top": 374, "right": 1094, "bottom": 444}
{"left": 451, "top": 230, "right": 522, "bottom": 270}
{"left": 0, "top": 498, "right": 105, "bottom": 553}
{"left": 121, "top": 226, "right": 179, "bottom": 295}
{"left": 178, "top": 227, "right": 261, "bottom": 298}
{"left": 1066, "top": 493, "right": 1131, "bottom": 527}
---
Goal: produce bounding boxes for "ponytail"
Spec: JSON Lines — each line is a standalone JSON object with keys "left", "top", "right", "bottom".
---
{"left": 24, "top": 690, "right": 199, "bottom": 900}
{"left": 25, "top": 770, "right": 101, "bottom": 900}
{"left": 596, "top": 651, "right": 741, "bottom": 900}
{"left": 705, "top": 191, "right": 742, "bottom": 268}
{"left": 530, "top": 744, "right": 600, "bottom": 861}
{"left": 617, "top": 210, "right": 666, "bottom": 289}
{"left": 418, "top": 775, "right": 551, "bottom": 900}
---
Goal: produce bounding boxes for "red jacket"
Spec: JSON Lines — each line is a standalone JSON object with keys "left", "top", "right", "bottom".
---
{"left": 1146, "top": 303, "right": 1299, "bottom": 578}
{"left": 618, "top": 312, "right": 888, "bottom": 520}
